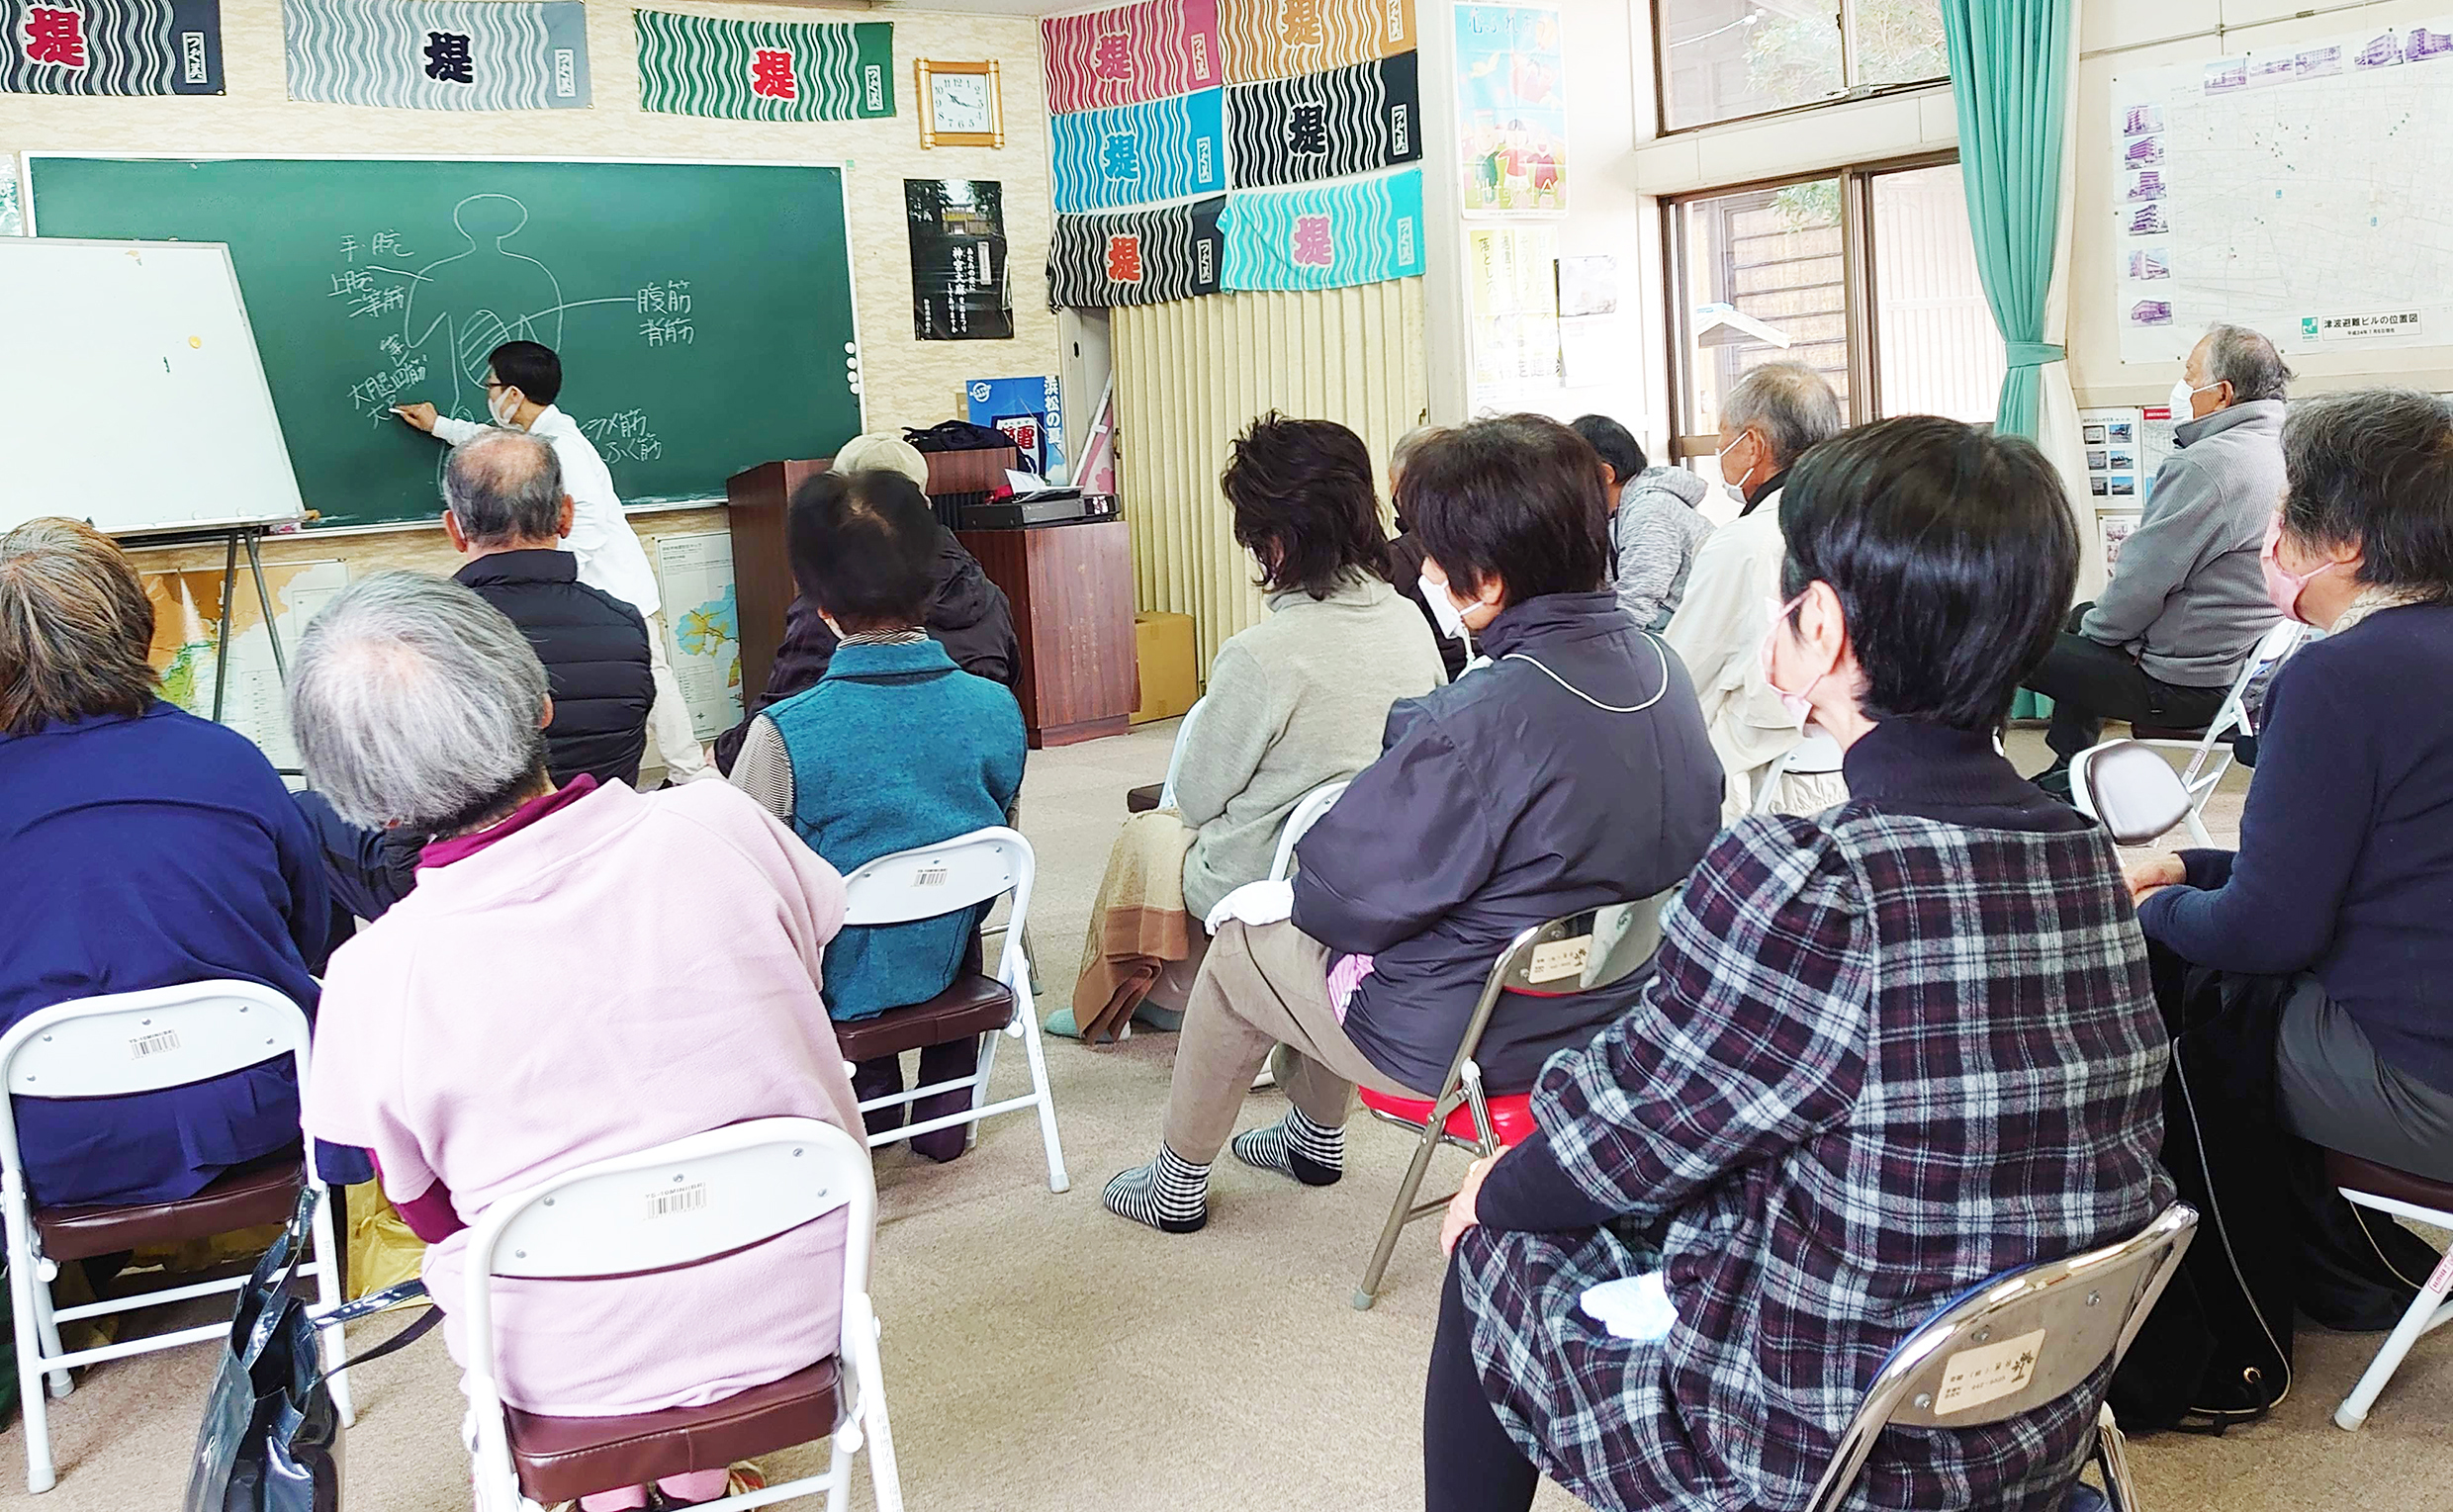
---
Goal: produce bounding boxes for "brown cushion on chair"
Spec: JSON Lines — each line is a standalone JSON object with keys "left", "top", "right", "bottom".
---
{"left": 831, "top": 974, "right": 1014, "bottom": 1063}
{"left": 2326, "top": 1148, "right": 2453, "bottom": 1216}
{"left": 505, "top": 1356, "right": 841, "bottom": 1503}
{"left": 35, "top": 1149, "right": 304, "bottom": 1262}
{"left": 1126, "top": 782, "right": 1164, "bottom": 814}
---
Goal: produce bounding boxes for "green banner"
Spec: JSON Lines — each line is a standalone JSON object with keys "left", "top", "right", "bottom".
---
{"left": 635, "top": 10, "right": 891, "bottom": 122}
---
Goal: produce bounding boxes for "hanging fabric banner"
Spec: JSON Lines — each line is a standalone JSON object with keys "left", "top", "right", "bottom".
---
{"left": 1222, "top": 166, "right": 1423, "bottom": 291}
{"left": 1050, "top": 87, "right": 1227, "bottom": 213}
{"left": 1048, "top": 196, "right": 1226, "bottom": 308}
{"left": 282, "top": 0, "right": 590, "bottom": 110}
{"left": 1220, "top": 0, "right": 1414, "bottom": 84}
{"left": 1226, "top": 52, "right": 1419, "bottom": 189}
{"left": 3, "top": 0, "right": 222, "bottom": 94}
{"left": 636, "top": 12, "right": 890, "bottom": 122}
{"left": 1041, "top": 0, "right": 1221, "bottom": 115}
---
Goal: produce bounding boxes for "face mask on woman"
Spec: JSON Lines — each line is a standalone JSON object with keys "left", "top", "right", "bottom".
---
{"left": 1757, "top": 589, "right": 1825, "bottom": 726}
{"left": 1419, "top": 570, "right": 1471, "bottom": 642}
{"left": 2260, "top": 513, "right": 2342, "bottom": 624}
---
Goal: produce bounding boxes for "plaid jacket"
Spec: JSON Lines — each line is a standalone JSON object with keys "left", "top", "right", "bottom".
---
{"left": 1458, "top": 802, "right": 2173, "bottom": 1512}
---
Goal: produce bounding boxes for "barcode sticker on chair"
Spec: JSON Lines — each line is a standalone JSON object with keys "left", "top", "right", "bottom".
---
{"left": 647, "top": 1182, "right": 708, "bottom": 1218}
{"left": 1932, "top": 1327, "right": 2046, "bottom": 1416}
{"left": 130, "top": 1028, "right": 183, "bottom": 1059}
{"left": 915, "top": 866, "right": 950, "bottom": 888}
{"left": 1528, "top": 935, "right": 1592, "bottom": 984}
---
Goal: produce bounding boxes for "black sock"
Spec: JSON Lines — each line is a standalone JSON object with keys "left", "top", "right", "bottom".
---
{"left": 1230, "top": 1108, "right": 1344, "bottom": 1186}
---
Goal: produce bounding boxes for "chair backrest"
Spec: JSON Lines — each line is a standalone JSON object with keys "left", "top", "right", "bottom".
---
{"left": 0, "top": 980, "right": 311, "bottom": 1181}
{"left": 1801, "top": 1202, "right": 2199, "bottom": 1512}
{"left": 1431, "top": 893, "right": 1674, "bottom": 1097}
{"left": 2071, "top": 740, "right": 2193, "bottom": 845}
{"left": 2212, "top": 619, "right": 2310, "bottom": 738}
{"left": 1156, "top": 697, "right": 1209, "bottom": 811}
{"left": 457, "top": 1117, "right": 874, "bottom": 1418}
{"left": 836, "top": 826, "right": 1035, "bottom": 989}
{"left": 1753, "top": 728, "right": 1846, "bottom": 815}
{"left": 1267, "top": 778, "right": 1351, "bottom": 882}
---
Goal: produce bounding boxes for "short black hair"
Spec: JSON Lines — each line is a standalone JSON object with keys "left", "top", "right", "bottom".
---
{"left": 786, "top": 469, "right": 936, "bottom": 632}
{"left": 488, "top": 340, "right": 562, "bottom": 406}
{"left": 2282, "top": 389, "right": 2453, "bottom": 598}
{"left": 1569, "top": 414, "right": 1645, "bottom": 484}
{"left": 1220, "top": 413, "right": 1392, "bottom": 599}
{"left": 1778, "top": 415, "right": 2078, "bottom": 732}
{"left": 1402, "top": 414, "right": 1610, "bottom": 604}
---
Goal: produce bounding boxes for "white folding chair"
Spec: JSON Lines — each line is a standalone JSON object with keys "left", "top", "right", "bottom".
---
{"left": 2322, "top": 1149, "right": 2453, "bottom": 1431}
{"left": 832, "top": 827, "right": 1068, "bottom": 1193}
{"left": 1155, "top": 695, "right": 1208, "bottom": 811}
{"left": 1266, "top": 778, "right": 1350, "bottom": 883}
{"left": 0, "top": 981, "right": 350, "bottom": 1493}
{"left": 2129, "top": 619, "right": 2306, "bottom": 846}
{"left": 1751, "top": 727, "right": 1846, "bottom": 816}
{"left": 1804, "top": 1203, "right": 2199, "bottom": 1512}
{"left": 2069, "top": 739, "right": 2196, "bottom": 846}
{"left": 461, "top": 1118, "right": 901, "bottom": 1512}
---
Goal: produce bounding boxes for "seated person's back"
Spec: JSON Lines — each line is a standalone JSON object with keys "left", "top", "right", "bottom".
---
{"left": 289, "top": 573, "right": 863, "bottom": 1423}
{"left": 0, "top": 518, "right": 333, "bottom": 1208}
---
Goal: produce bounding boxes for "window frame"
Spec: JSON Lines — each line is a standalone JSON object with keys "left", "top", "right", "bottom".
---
{"left": 1650, "top": 1, "right": 1952, "bottom": 139}
{"left": 1663, "top": 149, "right": 1968, "bottom": 465}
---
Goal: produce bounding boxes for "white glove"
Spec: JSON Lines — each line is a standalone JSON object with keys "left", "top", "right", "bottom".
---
{"left": 1204, "top": 878, "right": 1296, "bottom": 934}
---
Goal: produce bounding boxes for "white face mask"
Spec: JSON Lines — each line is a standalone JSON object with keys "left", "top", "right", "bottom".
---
{"left": 1714, "top": 430, "right": 1754, "bottom": 503}
{"left": 2168, "top": 377, "right": 2218, "bottom": 419}
{"left": 1418, "top": 569, "right": 1471, "bottom": 642}
{"left": 488, "top": 387, "right": 519, "bottom": 427}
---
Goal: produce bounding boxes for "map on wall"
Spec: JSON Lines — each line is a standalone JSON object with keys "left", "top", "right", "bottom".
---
{"left": 143, "top": 560, "right": 349, "bottom": 770}
{"left": 2110, "top": 18, "right": 2453, "bottom": 363}
{"left": 653, "top": 531, "right": 744, "bottom": 741}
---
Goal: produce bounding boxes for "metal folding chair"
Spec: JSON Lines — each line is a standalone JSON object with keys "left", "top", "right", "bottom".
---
{"left": 2129, "top": 619, "right": 2306, "bottom": 846}
{"left": 2323, "top": 1151, "right": 2453, "bottom": 1431}
{"left": 1802, "top": 1202, "right": 2199, "bottom": 1512}
{"left": 1752, "top": 726, "right": 1846, "bottom": 816}
{"left": 1126, "top": 697, "right": 1209, "bottom": 815}
{"left": 1350, "top": 895, "right": 1671, "bottom": 1309}
{"left": 1266, "top": 778, "right": 1350, "bottom": 883}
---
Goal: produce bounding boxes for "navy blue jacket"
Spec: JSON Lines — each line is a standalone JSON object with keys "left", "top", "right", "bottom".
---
{"left": 1290, "top": 590, "right": 1724, "bottom": 1093}
{"left": 455, "top": 550, "right": 653, "bottom": 789}
{"left": 0, "top": 703, "right": 331, "bottom": 1206}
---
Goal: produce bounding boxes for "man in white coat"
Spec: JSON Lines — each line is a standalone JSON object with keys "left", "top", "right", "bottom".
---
{"left": 395, "top": 339, "right": 710, "bottom": 783}
{"left": 1663, "top": 360, "right": 1845, "bottom": 821}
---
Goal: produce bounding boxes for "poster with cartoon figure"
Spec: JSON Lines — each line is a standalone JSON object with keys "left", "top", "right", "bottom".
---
{"left": 1454, "top": 4, "right": 1563, "bottom": 215}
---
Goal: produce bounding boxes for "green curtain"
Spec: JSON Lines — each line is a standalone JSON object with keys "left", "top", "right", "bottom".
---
{"left": 1940, "top": 0, "right": 2072, "bottom": 442}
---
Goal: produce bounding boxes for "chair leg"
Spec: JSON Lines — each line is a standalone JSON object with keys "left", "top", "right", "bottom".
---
{"left": 7, "top": 1204, "right": 57, "bottom": 1493}
{"left": 2182, "top": 808, "right": 2216, "bottom": 848}
{"left": 308, "top": 1180, "right": 356, "bottom": 1428}
{"left": 2093, "top": 1401, "right": 2138, "bottom": 1512}
{"left": 852, "top": 1302, "right": 903, "bottom": 1512}
{"left": 1014, "top": 1008, "right": 1070, "bottom": 1195}
{"left": 30, "top": 1273, "right": 70, "bottom": 1399}
{"left": 2335, "top": 1249, "right": 2453, "bottom": 1429}
{"left": 1354, "top": 1115, "right": 1448, "bottom": 1310}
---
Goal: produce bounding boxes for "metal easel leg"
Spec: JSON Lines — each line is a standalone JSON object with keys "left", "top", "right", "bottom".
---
{"left": 211, "top": 530, "right": 238, "bottom": 724}
{"left": 245, "top": 529, "right": 288, "bottom": 682}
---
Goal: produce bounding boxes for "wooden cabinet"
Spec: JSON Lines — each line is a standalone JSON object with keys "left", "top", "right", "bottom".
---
{"left": 957, "top": 519, "right": 1136, "bottom": 748}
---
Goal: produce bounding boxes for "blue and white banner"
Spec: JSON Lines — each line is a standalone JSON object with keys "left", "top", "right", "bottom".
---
{"left": 1049, "top": 86, "right": 1226, "bottom": 212}
{"left": 282, "top": 0, "right": 590, "bottom": 110}
{"left": 1221, "top": 167, "right": 1423, "bottom": 291}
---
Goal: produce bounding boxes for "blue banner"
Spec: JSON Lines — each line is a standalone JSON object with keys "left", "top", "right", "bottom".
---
{"left": 1221, "top": 167, "right": 1424, "bottom": 291}
{"left": 1049, "top": 87, "right": 1226, "bottom": 212}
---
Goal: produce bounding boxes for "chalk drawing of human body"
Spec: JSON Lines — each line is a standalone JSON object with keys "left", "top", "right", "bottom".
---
{"left": 400, "top": 195, "right": 567, "bottom": 420}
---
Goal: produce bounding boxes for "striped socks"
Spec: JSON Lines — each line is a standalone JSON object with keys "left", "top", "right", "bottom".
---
{"left": 1231, "top": 1108, "right": 1344, "bottom": 1187}
{"left": 1102, "top": 1144, "right": 1210, "bottom": 1233}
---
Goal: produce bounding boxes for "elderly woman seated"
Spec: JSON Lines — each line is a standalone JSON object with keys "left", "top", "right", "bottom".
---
{"left": 1062, "top": 413, "right": 1448, "bottom": 1042}
{"left": 291, "top": 573, "right": 863, "bottom": 1512}
{"left": 1101, "top": 415, "right": 1723, "bottom": 1234}
{"left": 0, "top": 518, "right": 355, "bottom": 1208}
{"left": 1424, "top": 417, "right": 2175, "bottom": 1512}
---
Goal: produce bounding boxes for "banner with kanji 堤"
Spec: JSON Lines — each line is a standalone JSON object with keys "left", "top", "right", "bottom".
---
{"left": 1221, "top": 166, "right": 1423, "bottom": 291}
{"left": 1220, "top": 0, "right": 1415, "bottom": 84}
{"left": 637, "top": 11, "right": 892, "bottom": 123}
{"left": 1049, "top": 87, "right": 1226, "bottom": 213}
{"left": 282, "top": 0, "right": 590, "bottom": 110}
{"left": 1226, "top": 52, "right": 1418, "bottom": 190}
{"left": 1048, "top": 196, "right": 1226, "bottom": 308}
{"left": 1041, "top": 0, "right": 1221, "bottom": 114}
{"left": 3, "top": 0, "right": 222, "bottom": 94}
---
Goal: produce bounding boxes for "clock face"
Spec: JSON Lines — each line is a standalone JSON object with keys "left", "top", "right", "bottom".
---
{"left": 933, "top": 73, "right": 992, "bottom": 133}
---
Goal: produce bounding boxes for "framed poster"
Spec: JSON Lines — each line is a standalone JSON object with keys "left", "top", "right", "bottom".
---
{"left": 905, "top": 179, "right": 1014, "bottom": 341}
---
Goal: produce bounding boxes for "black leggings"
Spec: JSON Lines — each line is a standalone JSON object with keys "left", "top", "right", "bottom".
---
{"left": 1425, "top": 1253, "right": 1541, "bottom": 1512}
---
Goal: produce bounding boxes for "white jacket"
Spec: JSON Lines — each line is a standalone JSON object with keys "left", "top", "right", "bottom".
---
{"left": 432, "top": 405, "right": 662, "bottom": 619}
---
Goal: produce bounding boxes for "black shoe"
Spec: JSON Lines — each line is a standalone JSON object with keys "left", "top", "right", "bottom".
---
{"left": 2031, "top": 761, "right": 2074, "bottom": 802}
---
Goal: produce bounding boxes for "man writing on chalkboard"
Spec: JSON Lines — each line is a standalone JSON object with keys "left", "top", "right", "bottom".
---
{"left": 394, "top": 339, "right": 711, "bottom": 784}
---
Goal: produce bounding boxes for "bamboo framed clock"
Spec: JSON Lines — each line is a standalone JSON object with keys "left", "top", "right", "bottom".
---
{"left": 916, "top": 60, "right": 1005, "bottom": 149}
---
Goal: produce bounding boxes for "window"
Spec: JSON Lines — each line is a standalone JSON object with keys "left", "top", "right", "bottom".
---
{"left": 1666, "top": 156, "right": 2004, "bottom": 477}
{"left": 1656, "top": 0, "right": 1950, "bottom": 134}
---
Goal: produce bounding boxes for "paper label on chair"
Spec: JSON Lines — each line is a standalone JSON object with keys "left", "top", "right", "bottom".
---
{"left": 130, "top": 1028, "right": 183, "bottom": 1059}
{"left": 1932, "top": 1327, "right": 2046, "bottom": 1416}
{"left": 1528, "top": 935, "right": 1592, "bottom": 984}
{"left": 647, "top": 1182, "right": 708, "bottom": 1218}
{"left": 915, "top": 866, "right": 950, "bottom": 888}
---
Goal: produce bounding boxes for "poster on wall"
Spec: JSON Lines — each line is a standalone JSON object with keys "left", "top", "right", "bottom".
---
{"left": 281, "top": 0, "right": 590, "bottom": 110}
{"left": 635, "top": 11, "right": 892, "bottom": 123}
{"left": 966, "top": 375, "right": 1067, "bottom": 483}
{"left": 3, "top": 0, "right": 223, "bottom": 94}
{"left": 1467, "top": 224, "right": 1558, "bottom": 400}
{"left": 1454, "top": 4, "right": 1565, "bottom": 215}
{"left": 906, "top": 179, "right": 1014, "bottom": 342}
{"left": 1555, "top": 253, "right": 1624, "bottom": 388}
{"left": 652, "top": 532, "right": 745, "bottom": 741}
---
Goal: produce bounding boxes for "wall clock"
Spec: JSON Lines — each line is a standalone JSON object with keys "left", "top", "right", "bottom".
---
{"left": 917, "top": 60, "right": 1004, "bottom": 149}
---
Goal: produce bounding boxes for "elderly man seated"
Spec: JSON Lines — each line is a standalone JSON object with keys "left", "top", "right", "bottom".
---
{"left": 290, "top": 572, "right": 863, "bottom": 1512}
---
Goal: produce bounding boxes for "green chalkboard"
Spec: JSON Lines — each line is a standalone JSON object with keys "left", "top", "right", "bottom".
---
{"left": 25, "top": 155, "right": 863, "bottom": 527}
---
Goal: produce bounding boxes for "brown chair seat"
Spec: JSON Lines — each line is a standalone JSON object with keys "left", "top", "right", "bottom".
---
{"left": 35, "top": 1149, "right": 304, "bottom": 1263}
{"left": 1125, "top": 782, "right": 1164, "bottom": 814}
{"left": 831, "top": 974, "right": 1014, "bottom": 1063}
{"left": 505, "top": 1356, "right": 841, "bottom": 1503}
{"left": 2325, "top": 1148, "right": 2453, "bottom": 1214}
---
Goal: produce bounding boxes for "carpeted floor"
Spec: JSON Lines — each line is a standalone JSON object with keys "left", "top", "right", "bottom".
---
{"left": 3, "top": 723, "right": 2445, "bottom": 1512}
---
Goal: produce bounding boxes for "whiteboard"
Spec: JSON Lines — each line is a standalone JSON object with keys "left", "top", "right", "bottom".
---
{"left": 0, "top": 237, "right": 305, "bottom": 534}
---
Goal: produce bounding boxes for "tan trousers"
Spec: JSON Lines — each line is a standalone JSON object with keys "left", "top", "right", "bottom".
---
{"left": 1161, "top": 920, "right": 1427, "bottom": 1165}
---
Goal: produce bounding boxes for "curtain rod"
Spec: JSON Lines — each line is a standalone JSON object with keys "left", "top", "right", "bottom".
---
{"left": 2079, "top": 1, "right": 2399, "bottom": 61}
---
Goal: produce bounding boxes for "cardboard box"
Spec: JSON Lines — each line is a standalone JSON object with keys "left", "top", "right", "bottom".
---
{"left": 1133, "top": 611, "right": 1199, "bottom": 724}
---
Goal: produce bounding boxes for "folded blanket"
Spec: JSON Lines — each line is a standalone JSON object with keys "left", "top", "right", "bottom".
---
{"left": 1072, "top": 810, "right": 1199, "bottom": 1043}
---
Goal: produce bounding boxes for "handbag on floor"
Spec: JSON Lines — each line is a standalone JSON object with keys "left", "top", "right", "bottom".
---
{"left": 185, "top": 1186, "right": 438, "bottom": 1512}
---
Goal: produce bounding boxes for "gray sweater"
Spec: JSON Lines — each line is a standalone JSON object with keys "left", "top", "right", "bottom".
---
{"left": 1173, "top": 574, "right": 1447, "bottom": 921}
{"left": 2082, "top": 399, "right": 2286, "bottom": 686}
{"left": 1611, "top": 466, "right": 1714, "bottom": 631}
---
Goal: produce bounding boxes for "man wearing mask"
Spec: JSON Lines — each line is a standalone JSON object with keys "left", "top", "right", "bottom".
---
{"left": 2024, "top": 323, "right": 2288, "bottom": 797}
{"left": 394, "top": 339, "right": 711, "bottom": 784}
{"left": 1663, "top": 360, "right": 1844, "bottom": 820}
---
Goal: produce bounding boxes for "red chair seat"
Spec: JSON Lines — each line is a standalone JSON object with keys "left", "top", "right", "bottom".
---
{"left": 1357, "top": 1087, "right": 1538, "bottom": 1146}
{"left": 504, "top": 1356, "right": 841, "bottom": 1503}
